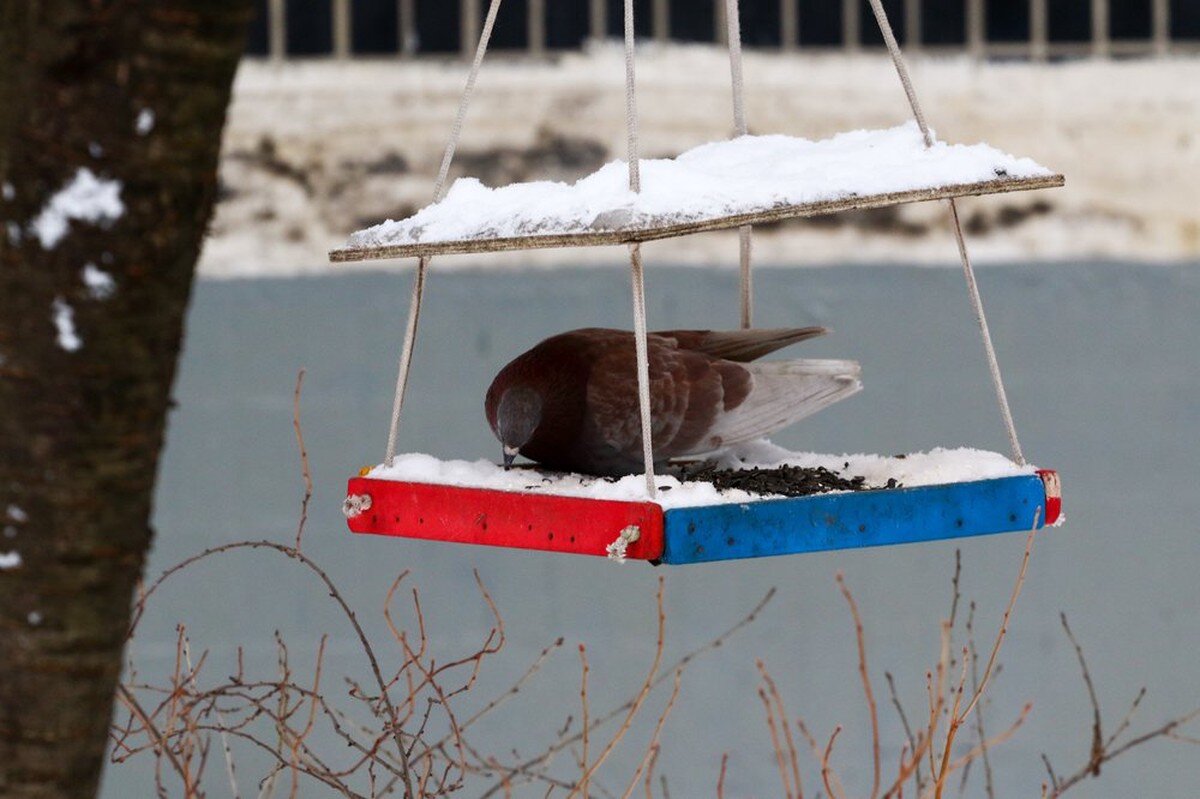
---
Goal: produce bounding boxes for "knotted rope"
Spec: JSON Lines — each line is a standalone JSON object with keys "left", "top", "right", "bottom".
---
{"left": 623, "top": 0, "right": 658, "bottom": 497}
{"left": 606, "top": 525, "right": 642, "bottom": 562}
{"left": 384, "top": 0, "right": 505, "bottom": 464}
{"left": 865, "top": 0, "right": 1027, "bottom": 465}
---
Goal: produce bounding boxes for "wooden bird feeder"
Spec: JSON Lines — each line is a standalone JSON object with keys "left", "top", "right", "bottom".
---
{"left": 334, "top": 0, "right": 1064, "bottom": 563}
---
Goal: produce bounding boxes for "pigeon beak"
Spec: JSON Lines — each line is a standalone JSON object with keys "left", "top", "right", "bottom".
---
{"left": 502, "top": 446, "right": 519, "bottom": 469}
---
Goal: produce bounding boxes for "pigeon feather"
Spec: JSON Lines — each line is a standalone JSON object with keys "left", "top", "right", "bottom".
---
{"left": 656, "top": 326, "right": 828, "bottom": 362}
{"left": 485, "top": 327, "right": 860, "bottom": 476}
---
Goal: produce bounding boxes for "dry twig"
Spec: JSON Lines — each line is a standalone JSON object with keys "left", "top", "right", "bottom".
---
{"left": 1043, "top": 616, "right": 1200, "bottom": 796}
{"left": 837, "top": 572, "right": 881, "bottom": 799}
{"left": 291, "top": 368, "right": 312, "bottom": 550}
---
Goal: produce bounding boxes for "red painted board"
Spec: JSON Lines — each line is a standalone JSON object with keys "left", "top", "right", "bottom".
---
{"left": 345, "top": 477, "right": 665, "bottom": 560}
{"left": 1037, "top": 469, "right": 1062, "bottom": 525}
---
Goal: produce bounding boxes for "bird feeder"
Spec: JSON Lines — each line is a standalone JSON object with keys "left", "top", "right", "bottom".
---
{"left": 334, "top": 0, "right": 1064, "bottom": 563}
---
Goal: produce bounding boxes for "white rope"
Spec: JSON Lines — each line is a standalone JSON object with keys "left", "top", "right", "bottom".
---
{"left": 864, "top": 0, "right": 1026, "bottom": 465}
{"left": 724, "top": 0, "right": 754, "bottom": 328}
{"left": 622, "top": 0, "right": 641, "bottom": 193}
{"left": 606, "top": 525, "right": 641, "bottom": 562}
{"left": 384, "top": 259, "right": 427, "bottom": 462}
{"left": 948, "top": 202, "right": 1026, "bottom": 464}
{"left": 383, "top": 0, "right": 505, "bottom": 464}
{"left": 623, "top": 0, "right": 656, "bottom": 497}
{"left": 724, "top": 0, "right": 747, "bottom": 136}
{"left": 433, "top": 0, "right": 504, "bottom": 202}
{"left": 342, "top": 493, "right": 373, "bottom": 519}
{"left": 737, "top": 225, "right": 753, "bottom": 328}
{"left": 629, "top": 246, "right": 656, "bottom": 497}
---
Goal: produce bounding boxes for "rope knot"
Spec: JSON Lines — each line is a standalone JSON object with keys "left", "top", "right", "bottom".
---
{"left": 342, "top": 493, "right": 373, "bottom": 519}
{"left": 606, "top": 525, "right": 641, "bottom": 563}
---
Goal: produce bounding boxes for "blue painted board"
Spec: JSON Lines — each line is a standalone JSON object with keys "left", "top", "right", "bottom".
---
{"left": 661, "top": 475, "right": 1049, "bottom": 564}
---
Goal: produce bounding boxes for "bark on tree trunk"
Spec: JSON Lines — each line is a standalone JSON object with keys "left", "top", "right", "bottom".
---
{"left": 0, "top": 3, "right": 252, "bottom": 797}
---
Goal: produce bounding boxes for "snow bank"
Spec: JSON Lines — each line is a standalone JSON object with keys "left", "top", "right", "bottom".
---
{"left": 366, "top": 444, "right": 1034, "bottom": 510}
{"left": 347, "top": 123, "right": 1051, "bottom": 252}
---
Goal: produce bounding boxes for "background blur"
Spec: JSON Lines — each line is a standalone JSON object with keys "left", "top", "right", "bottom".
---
{"left": 108, "top": 2, "right": 1200, "bottom": 796}
{"left": 243, "top": 0, "right": 1200, "bottom": 56}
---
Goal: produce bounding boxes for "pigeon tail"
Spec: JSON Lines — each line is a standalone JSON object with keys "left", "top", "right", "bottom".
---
{"left": 698, "top": 358, "right": 862, "bottom": 451}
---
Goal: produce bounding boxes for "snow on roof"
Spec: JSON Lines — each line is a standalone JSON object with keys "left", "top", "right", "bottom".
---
{"left": 345, "top": 122, "right": 1054, "bottom": 254}
{"left": 366, "top": 444, "right": 1035, "bottom": 510}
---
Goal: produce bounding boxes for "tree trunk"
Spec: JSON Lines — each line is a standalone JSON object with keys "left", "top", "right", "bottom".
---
{"left": 0, "top": 3, "right": 251, "bottom": 796}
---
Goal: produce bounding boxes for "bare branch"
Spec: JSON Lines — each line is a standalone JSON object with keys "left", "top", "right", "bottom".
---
{"left": 837, "top": 572, "right": 880, "bottom": 799}
{"left": 569, "top": 577, "right": 667, "bottom": 797}
{"left": 1060, "top": 613, "right": 1103, "bottom": 775}
{"left": 291, "top": 368, "right": 313, "bottom": 551}
{"left": 757, "top": 661, "right": 803, "bottom": 799}
{"left": 885, "top": 671, "right": 923, "bottom": 795}
{"left": 961, "top": 514, "right": 1039, "bottom": 721}
{"left": 579, "top": 645, "right": 591, "bottom": 799}
{"left": 820, "top": 725, "right": 845, "bottom": 799}
{"left": 621, "top": 669, "right": 683, "bottom": 799}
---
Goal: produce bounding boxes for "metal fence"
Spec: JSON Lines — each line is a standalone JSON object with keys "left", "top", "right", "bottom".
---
{"left": 251, "top": 0, "right": 1197, "bottom": 60}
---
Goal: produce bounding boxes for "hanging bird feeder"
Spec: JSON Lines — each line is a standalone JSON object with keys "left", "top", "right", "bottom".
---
{"left": 333, "top": 0, "right": 1064, "bottom": 564}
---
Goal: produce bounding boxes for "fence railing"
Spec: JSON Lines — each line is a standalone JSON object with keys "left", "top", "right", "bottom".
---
{"left": 256, "top": 0, "right": 1196, "bottom": 60}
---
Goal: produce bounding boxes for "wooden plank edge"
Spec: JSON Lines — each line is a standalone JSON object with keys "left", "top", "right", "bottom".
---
{"left": 1037, "top": 468, "right": 1062, "bottom": 525}
{"left": 329, "top": 173, "right": 1065, "bottom": 263}
{"left": 343, "top": 471, "right": 1059, "bottom": 563}
{"left": 657, "top": 473, "right": 1052, "bottom": 564}
{"left": 344, "top": 477, "right": 665, "bottom": 559}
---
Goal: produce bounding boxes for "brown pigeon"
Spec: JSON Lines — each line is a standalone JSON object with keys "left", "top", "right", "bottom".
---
{"left": 484, "top": 327, "right": 861, "bottom": 476}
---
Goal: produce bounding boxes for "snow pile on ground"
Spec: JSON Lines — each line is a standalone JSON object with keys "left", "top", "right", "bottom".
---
{"left": 346, "top": 123, "right": 1052, "bottom": 251}
{"left": 367, "top": 444, "right": 1034, "bottom": 509}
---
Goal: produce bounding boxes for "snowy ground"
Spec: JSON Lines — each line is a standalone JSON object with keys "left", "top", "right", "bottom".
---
{"left": 200, "top": 45, "right": 1200, "bottom": 277}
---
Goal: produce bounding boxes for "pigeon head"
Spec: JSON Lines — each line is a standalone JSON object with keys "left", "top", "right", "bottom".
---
{"left": 493, "top": 385, "right": 543, "bottom": 468}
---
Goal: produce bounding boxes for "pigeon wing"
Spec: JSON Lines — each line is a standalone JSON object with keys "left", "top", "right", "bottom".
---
{"left": 585, "top": 337, "right": 746, "bottom": 461}
{"left": 685, "top": 358, "right": 863, "bottom": 453}
{"left": 654, "top": 327, "right": 828, "bottom": 362}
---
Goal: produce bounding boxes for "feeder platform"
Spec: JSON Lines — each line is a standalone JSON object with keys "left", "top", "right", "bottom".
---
{"left": 343, "top": 450, "right": 1062, "bottom": 564}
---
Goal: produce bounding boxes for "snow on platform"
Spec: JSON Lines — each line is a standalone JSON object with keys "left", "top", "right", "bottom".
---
{"left": 334, "top": 123, "right": 1060, "bottom": 262}
{"left": 366, "top": 443, "right": 1036, "bottom": 510}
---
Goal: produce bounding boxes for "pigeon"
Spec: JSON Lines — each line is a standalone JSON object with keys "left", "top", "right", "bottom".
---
{"left": 485, "top": 327, "right": 861, "bottom": 476}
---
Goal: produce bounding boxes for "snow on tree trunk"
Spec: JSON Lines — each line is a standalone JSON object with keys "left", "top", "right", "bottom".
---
{"left": 0, "top": 3, "right": 251, "bottom": 797}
